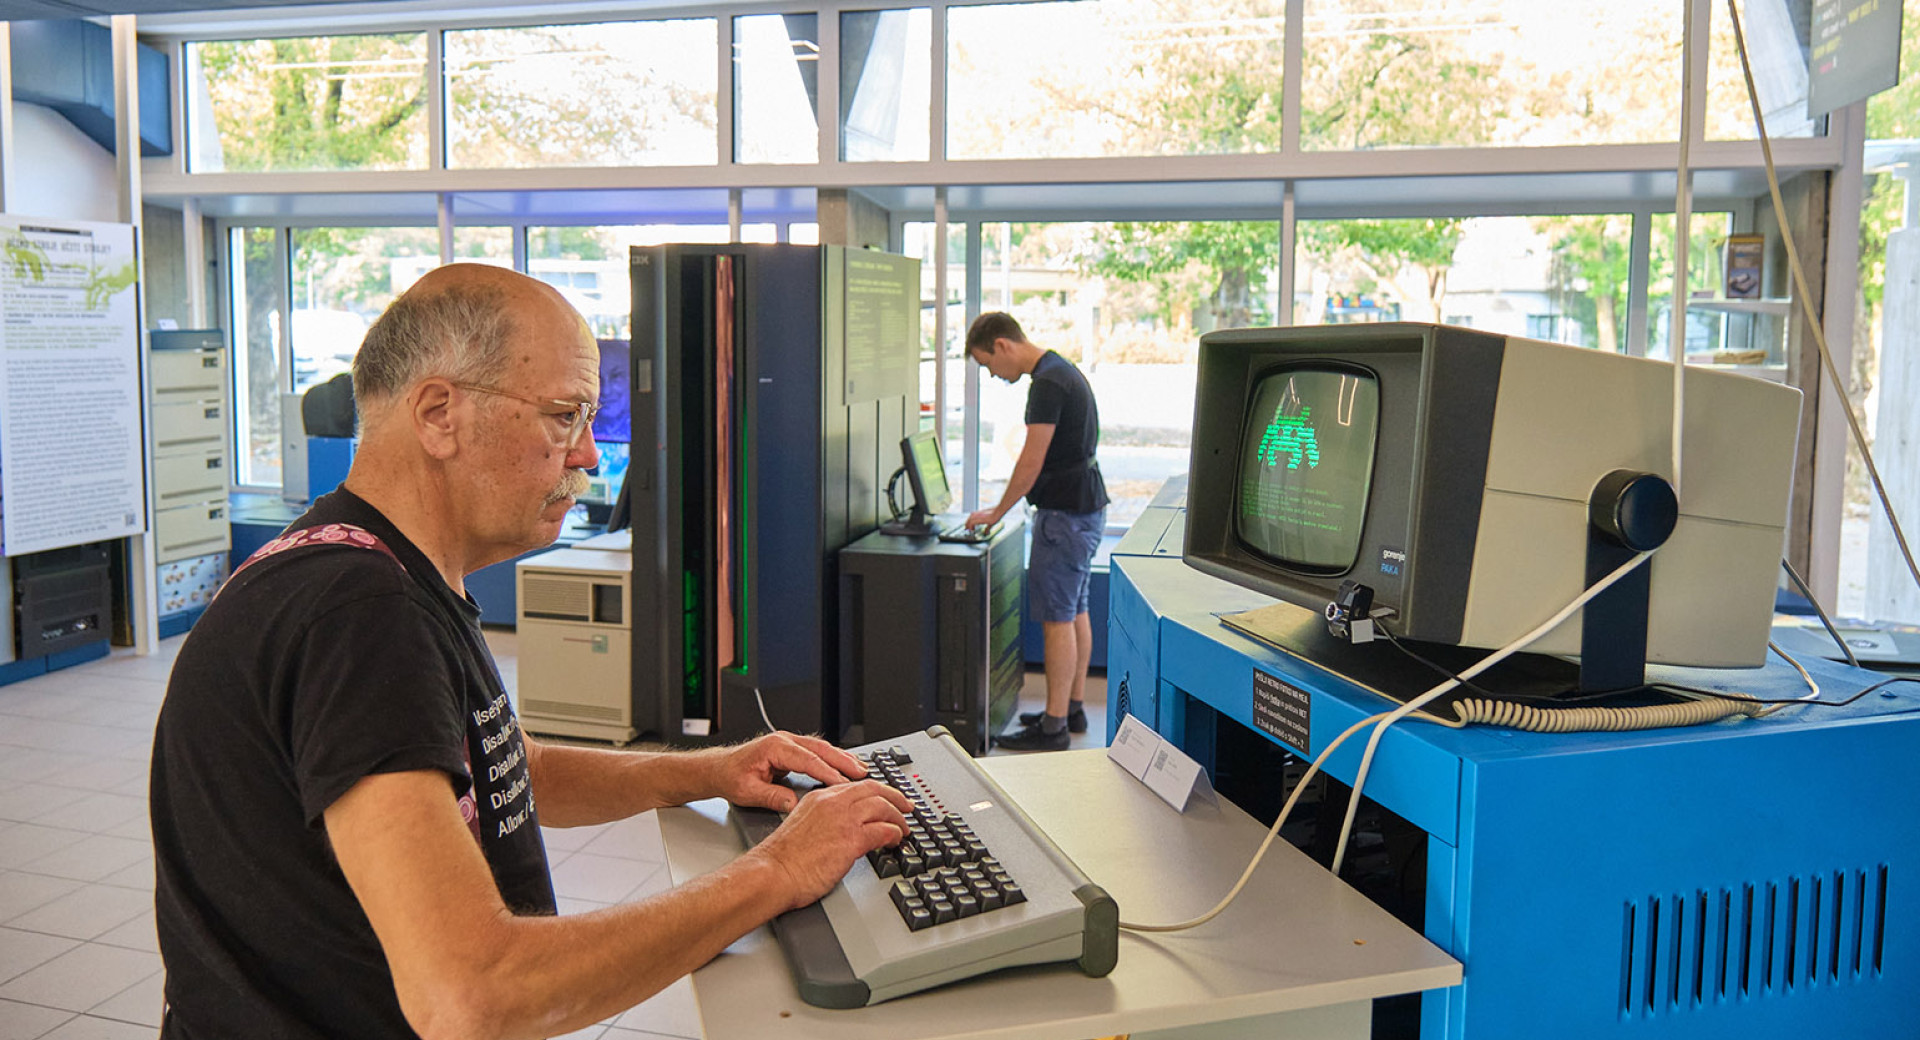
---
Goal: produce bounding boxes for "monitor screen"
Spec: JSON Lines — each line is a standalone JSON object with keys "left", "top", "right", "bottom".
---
{"left": 904, "top": 429, "right": 953, "bottom": 517}
{"left": 595, "top": 338, "right": 632, "bottom": 443}
{"left": 1235, "top": 364, "right": 1380, "bottom": 572}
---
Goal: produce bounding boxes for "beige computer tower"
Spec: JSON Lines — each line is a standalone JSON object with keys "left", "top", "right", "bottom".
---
{"left": 515, "top": 547, "right": 635, "bottom": 742}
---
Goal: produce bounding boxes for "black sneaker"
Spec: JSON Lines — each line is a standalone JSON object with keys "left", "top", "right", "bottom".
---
{"left": 1017, "top": 705, "right": 1088, "bottom": 734}
{"left": 993, "top": 719, "right": 1071, "bottom": 752}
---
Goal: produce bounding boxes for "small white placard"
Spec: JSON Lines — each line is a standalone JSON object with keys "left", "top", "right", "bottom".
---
{"left": 1106, "top": 714, "right": 1213, "bottom": 813}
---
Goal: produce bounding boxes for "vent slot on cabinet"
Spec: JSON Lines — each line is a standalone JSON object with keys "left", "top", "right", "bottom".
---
{"left": 1619, "top": 865, "right": 1890, "bottom": 1020}
{"left": 522, "top": 577, "right": 592, "bottom": 621}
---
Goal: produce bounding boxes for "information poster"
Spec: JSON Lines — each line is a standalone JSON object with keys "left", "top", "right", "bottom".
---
{"left": 1809, "top": 0, "right": 1904, "bottom": 118}
{"left": 841, "top": 249, "right": 919, "bottom": 406}
{"left": 0, "top": 216, "right": 146, "bottom": 556}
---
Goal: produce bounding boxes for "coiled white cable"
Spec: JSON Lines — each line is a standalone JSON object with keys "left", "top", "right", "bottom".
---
{"left": 1448, "top": 695, "right": 1757, "bottom": 732}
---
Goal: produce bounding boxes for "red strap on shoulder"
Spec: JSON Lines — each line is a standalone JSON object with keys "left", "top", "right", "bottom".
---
{"left": 230, "top": 522, "right": 403, "bottom": 583}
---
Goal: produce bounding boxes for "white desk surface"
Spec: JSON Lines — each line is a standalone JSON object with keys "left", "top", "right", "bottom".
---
{"left": 659, "top": 748, "right": 1460, "bottom": 1040}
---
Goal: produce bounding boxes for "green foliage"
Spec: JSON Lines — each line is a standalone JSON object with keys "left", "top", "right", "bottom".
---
{"left": 198, "top": 35, "right": 427, "bottom": 172}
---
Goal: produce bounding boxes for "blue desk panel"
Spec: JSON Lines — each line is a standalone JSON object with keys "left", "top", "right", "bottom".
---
{"left": 1114, "top": 552, "right": 1920, "bottom": 1040}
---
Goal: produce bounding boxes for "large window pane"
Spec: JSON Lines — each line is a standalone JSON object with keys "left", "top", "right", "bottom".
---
{"left": 445, "top": 21, "right": 719, "bottom": 169}
{"left": 230, "top": 227, "right": 282, "bottom": 488}
{"left": 527, "top": 224, "right": 733, "bottom": 338}
{"left": 1840, "top": 0, "right": 1920, "bottom": 621}
{"left": 735, "top": 14, "right": 820, "bottom": 164}
{"left": 977, "top": 220, "right": 1276, "bottom": 530}
{"left": 1706, "top": 0, "right": 1819, "bottom": 141}
{"left": 187, "top": 35, "right": 427, "bottom": 172}
{"left": 289, "top": 228, "right": 440, "bottom": 394}
{"left": 1302, "top": 0, "right": 1681, "bottom": 150}
{"left": 1301, "top": 215, "right": 1653, "bottom": 352}
{"left": 384, "top": 229, "right": 517, "bottom": 294}
{"left": 1645, "top": 212, "right": 1751, "bottom": 363}
{"left": 902, "top": 221, "right": 970, "bottom": 502}
{"left": 840, "top": 9, "right": 931, "bottom": 161}
{"left": 948, "top": 0, "right": 1285, "bottom": 160}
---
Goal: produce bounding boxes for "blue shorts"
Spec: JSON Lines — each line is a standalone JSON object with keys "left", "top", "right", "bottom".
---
{"left": 1027, "top": 507, "right": 1107, "bottom": 623}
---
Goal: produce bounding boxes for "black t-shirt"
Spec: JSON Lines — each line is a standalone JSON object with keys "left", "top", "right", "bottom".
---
{"left": 151, "top": 489, "right": 554, "bottom": 1039}
{"left": 1023, "top": 351, "right": 1109, "bottom": 514}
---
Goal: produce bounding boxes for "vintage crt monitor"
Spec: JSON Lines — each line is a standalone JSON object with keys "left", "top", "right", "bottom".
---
{"left": 1183, "top": 322, "right": 1802, "bottom": 686}
{"left": 882, "top": 429, "right": 954, "bottom": 536}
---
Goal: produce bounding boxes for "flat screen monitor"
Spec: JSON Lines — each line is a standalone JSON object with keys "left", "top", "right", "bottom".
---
{"left": 1184, "top": 322, "right": 1804, "bottom": 679}
{"left": 883, "top": 428, "right": 953, "bottom": 535}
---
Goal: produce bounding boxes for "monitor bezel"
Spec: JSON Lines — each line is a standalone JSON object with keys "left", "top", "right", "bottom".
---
{"left": 1231, "top": 358, "right": 1384, "bottom": 578}
{"left": 900, "top": 428, "right": 954, "bottom": 520}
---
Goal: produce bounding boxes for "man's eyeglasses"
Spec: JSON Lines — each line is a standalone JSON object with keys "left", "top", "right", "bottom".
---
{"left": 453, "top": 382, "right": 598, "bottom": 448}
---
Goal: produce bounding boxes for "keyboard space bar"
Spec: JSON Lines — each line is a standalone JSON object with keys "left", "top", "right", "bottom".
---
{"left": 731, "top": 806, "right": 875, "bottom": 1008}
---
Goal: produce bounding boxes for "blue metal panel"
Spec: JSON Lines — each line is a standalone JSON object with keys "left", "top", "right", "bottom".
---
{"left": 1159, "top": 614, "right": 1469, "bottom": 845}
{"left": 1449, "top": 715, "right": 1920, "bottom": 1039}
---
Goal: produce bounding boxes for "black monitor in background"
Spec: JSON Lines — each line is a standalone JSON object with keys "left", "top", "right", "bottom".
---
{"left": 881, "top": 428, "right": 953, "bottom": 536}
{"left": 1183, "top": 322, "right": 1803, "bottom": 696}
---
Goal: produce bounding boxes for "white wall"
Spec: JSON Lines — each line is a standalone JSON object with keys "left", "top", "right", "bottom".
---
{"left": 6, "top": 103, "right": 119, "bottom": 223}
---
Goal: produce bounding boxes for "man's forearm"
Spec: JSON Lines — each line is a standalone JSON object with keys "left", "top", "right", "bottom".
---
{"left": 419, "top": 849, "right": 793, "bottom": 1040}
{"left": 526, "top": 741, "right": 725, "bottom": 828}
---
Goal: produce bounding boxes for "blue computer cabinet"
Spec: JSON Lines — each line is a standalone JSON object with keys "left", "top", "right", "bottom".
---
{"left": 1110, "top": 502, "right": 1920, "bottom": 1039}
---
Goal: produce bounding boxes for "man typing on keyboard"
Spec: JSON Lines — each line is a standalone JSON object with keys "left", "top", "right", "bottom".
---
{"left": 151, "top": 264, "right": 912, "bottom": 1040}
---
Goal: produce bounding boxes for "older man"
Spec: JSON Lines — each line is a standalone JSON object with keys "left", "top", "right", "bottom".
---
{"left": 150, "top": 264, "right": 911, "bottom": 1040}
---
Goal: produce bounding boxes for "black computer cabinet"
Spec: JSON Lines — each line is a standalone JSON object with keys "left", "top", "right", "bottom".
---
{"left": 626, "top": 243, "right": 920, "bottom": 746}
{"left": 839, "top": 520, "right": 1026, "bottom": 754}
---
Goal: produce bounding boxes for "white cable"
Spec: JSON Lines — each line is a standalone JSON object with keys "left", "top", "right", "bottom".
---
{"left": 1724, "top": 0, "right": 1920, "bottom": 596}
{"left": 1117, "top": 711, "right": 1390, "bottom": 933}
{"left": 1449, "top": 695, "right": 1757, "bottom": 732}
{"left": 753, "top": 686, "right": 776, "bottom": 734}
{"left": 1328, "top": 550, "right": 1654, "bottom": 876}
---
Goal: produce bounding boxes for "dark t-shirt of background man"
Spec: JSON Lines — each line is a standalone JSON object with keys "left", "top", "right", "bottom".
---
{"left": 149, "top": 489, "right": 554, "bottom": 1039}
{"left": 1023, "top": 350, "right": 1110, "bottom": 514}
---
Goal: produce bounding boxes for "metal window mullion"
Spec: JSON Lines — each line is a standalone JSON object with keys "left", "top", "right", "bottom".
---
{"left": 930, "top": 0, "right": 947, "bottom": 162}
{"left": 819, "top": 5, "right": 842, "bottom": 168}
{"left": 1, "top": 24, "right": 14, "bottom": 211}
{"left": 1279, "top": 181, "right": 1296, "bottom": 324}
{"left": 719, "top": 13, "right": 735, "bottom": 166}
{"left": 1283, "top": 0, "right": 1303, "bottom": 154}
{"left": 963, "top": 218, "right": 983, "bottom": 511}
{"left": 934, "top": 187, "right": 949, "bottom": 445}
{"left": 1626, "top": 207, "right": 1653, "bottom": 357}
{"left": 428, "top": 28, "right": 447, "bottom": 173}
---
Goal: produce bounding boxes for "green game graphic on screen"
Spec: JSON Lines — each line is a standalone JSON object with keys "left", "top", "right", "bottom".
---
{"left": 1235, "top": 366, "right": 1380, "bottom": 571}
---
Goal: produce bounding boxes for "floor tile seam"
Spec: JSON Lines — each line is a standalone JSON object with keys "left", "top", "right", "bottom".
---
{"left": 85, "top": 969, "right": 165, "bottom": 1023}
{"left": 2, "top": 870, "right": 153, "bottom": 891}
{"left": 0, "top": 918, "right": 145, "bottom": 944}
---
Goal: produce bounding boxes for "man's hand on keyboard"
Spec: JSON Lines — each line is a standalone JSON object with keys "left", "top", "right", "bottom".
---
{"left": 753, "top": 780, "right": 914, "bottom": 909}
{"left": 708, "top": 731, "right": 873, "bottom": 812}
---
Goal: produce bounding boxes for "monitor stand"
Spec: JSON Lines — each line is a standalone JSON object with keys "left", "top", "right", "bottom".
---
{"left": 879, "top": 505, "right": 939, "bottom": 537}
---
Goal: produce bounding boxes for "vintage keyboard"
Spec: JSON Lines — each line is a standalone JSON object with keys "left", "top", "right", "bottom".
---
{"left": 730, "top": 726, "right": 1118, "bottom": 1008}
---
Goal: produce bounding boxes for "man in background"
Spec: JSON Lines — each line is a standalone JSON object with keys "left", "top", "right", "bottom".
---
{"left": 964, "top": 312, "right": 1109, "bottom": 752}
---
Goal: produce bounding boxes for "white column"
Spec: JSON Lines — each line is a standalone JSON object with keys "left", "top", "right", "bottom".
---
{"left": 0, "top": 24, "right": 14, "bottom": 212}
{"left": 114, "top": 15, "right": 161, "bottom": 654}
{"left": 1866, "top": 207, "right": 1920, "bottom": 623}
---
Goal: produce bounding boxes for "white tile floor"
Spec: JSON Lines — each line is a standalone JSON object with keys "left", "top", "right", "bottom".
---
{"left": 0, "top": 629, "right": 1104, "bottom": 1039}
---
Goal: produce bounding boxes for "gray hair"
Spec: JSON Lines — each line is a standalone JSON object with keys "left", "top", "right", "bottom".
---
{"left": 352, "top": 281, "right": 515, "bottom": 407}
